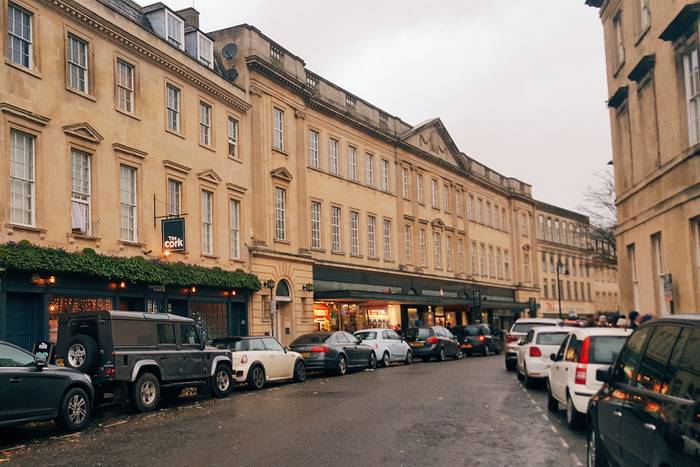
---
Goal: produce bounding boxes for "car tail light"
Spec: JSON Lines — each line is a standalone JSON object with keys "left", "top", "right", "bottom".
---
{"left": 426, "top": 336, "right": 440, "bottom": 344}
{"left": 240, "top": 354, "right": 248, "bottom": 364}
{"left": 104, "top": 367, "right": 116, "bottom": 378}
{"left": 529, "top": 346, "right": 542, "bottom": 357}
{"left": 506, "top": 335, "right": 519, "bottom": 343}
{"left": 478, "top": 336, "right": 486, "bottom": 343}
{"left": 578, "top": 337, "right": 591, "bottom": 364}
{"left": 310, "top": 345, "right": 329, "bottom": 353}
{"left": 575, "top": 364, "right": 588, "bottom": 385}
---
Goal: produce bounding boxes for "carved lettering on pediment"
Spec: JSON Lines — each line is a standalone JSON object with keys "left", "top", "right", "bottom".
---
{"left": 419, "top": 130, "right": 447, "bottom": 157}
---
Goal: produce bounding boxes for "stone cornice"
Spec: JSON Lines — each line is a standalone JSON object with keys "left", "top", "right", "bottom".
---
{"left": 41, "top": 0, "right": 251, "bottom": 113}
{"left": 0, "top": 102, "right": 51, "bottom": 126}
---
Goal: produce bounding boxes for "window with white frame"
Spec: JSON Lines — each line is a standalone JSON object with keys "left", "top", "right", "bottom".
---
{"left": 380, "top": 159, "right": 389, "bottom": 191}
{"left": 523, "top": 253, "right": 531, "bottom": 282}
{"left": 493, "top": 204, "right": 500, "bottom": 229}
{"left": 546, "top": 218, "right": 553, "bottom": 241}
{"left": 470, "top": 241, "right": 477, "bottom": 275}
{"left": 433, "top": 232, "right": 442, "bottom": 269}
{"left": 443, "top": 184, "right": 450, "bottom": 213}
{"left": 274, "top": 187, "right": 286, "bottom": 240}
{"left": 485, "top": 201, "right": 492, "bottom": 226}
{"left": 496, "top": 248, "right": 503, "bottom": 279}
{"left": 329, "top": 139, "right": 339, "bottom": 175}
{"left": 272, "top": 108, "right": 284, "bottom": 150}
{"left": 367, "top": 215, "right": 376, "bottom": 257}
{"left": 537, "top": 215, "right": 545, "bottom": 239}
{"left": 310, "top": 201, "right": 321, "bottom": 249}
{"left": 401, "top": 167, "right": 409, "bottom": 198}
{"left": 197, "top": 34, "right": 213, "bottom": 68}
{"left": 167, "top": 178, "right": 182, "bottom": 217}
{"left": 199, "top": 102, "right": 212, "bottom": 146}
{"left": 613, "top": 12, "right": 625, "bottom": 67}
{"left": 488, "top": 246, "right": 495, "bottom": 277}
{"left": 431, "top": 179, "right": 439, "bottom": 208}
{"left": 383, "top": 219, "right": 392, "bottom": 260}
{"left": 504, "top": 250, "right": 511, "bottom": 280}
{"left": 166, "top": 84, "right": 181, "bottom": 133}
{"left": 9, "top": 129, "right": 35, "bottom": 226}
{"left": 480, "top": 244, "right": 486, "bottom": 276}
{"left": 651, "top": 233, "right": 668, "bottom": 315}
{"left": 365, "top": 153, "right": 374, "bottom": 186}
{"left": 331, "top": 206, "right": 341, "bottom": 252}
{"left": 119, "top": 164, "right": 137, "bottom": 242}
{"left": 116, "top": 59, "right": 135, "bottom": 114}
{"left": 67, "top": 34, "right": 89, "bottom": 93}
{"left": 7, "top": 3, "right": 32, "bottom": 68}
{"left": 522, "top": 213, "right": 530, "bottom": 237}
{"left": 308, "top": 130, "right": 319, "bottom": 168}
{"left": 458, "top": 239, "right": 464, "bottom": 272}
{"left": 467, "top": 195, "right": 474, "bottom": 220}
{"left": 419, "top": 229, "right": 426, "bottom": 266}
{"left": 502, "top": 207, "right": 508, "bottom": 231}
{"left": 166, "top": 10, "right": 184, "bottom": 49}
{"left": 404, "top": 224, "right": 412, "bottom": 263}
{"left": 445, "top": 237, "right": 453, "bottom": 271}
{"left": 639, "top": 0, "right": 651, "bottom": 32}
{"left": 201, "top": 190, "right": 213, "bottom": 255}
{"left": 230, "top": 199, "right": 240, "bottom": 259}
{"left": 417, "top": 174, "right": 424, "bottom": 204}
{"left": 455, "top": 191, "right": 462, "bottom": 217}
{"left": 348, "top": 146, "right": 357, "bottom": 180}
{"left": 227, "top": 117, "right": 239, "bottom": 158}
{"left": 71, "top": 149, "right": 91, "bottom": 234}
{"left": 683, "top": 46, "right": 700, "bottom": 146}
{"left": 477, "top": 198, "right": 483, "bottom": 223}
{"left": 350, "top": 211, "right": 360, "bottom": 255}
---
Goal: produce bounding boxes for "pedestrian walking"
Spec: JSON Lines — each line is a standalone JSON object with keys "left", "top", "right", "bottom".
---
{"left": 628, "top": 310, "right": 641, "bottom": 329}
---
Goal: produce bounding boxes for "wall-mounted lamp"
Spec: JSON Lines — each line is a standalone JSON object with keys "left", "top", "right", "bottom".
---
{"left": 47, "top": 275, "right": 57, "bottom": 285}
{"left": 119, "top": 280, "right": 127, "bottom": 289}
{"left": 264, "top": 280, "right": 276, "bottom": 291}
{"left": 231, "top": 289, "right": 237, "bottom": 297}
{"left": 302, "top": 283, "right": 314, "bottom": 292}
{"left": 190, "top": 286, "right": 197, "bottom": 294}
{"left": 163, "top": 250, "right": 172, "bottom": 258}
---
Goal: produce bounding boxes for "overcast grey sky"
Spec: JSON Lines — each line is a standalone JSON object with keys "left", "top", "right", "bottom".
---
{"left": 143, "top": 0, "right": 611, "bottom": 212}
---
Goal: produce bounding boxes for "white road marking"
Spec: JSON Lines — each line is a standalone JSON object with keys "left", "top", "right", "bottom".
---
{"left": 103, "top": 420, "right": 128, "bottom": 429}
{"left": 534, "top": 405, "right": 542, "bottom": 412}
{"left": 50, "top": 433, "right": 80, "bottom": 441}
{"left": 529, "top": 399, "right": 537, "bottom": 405}
{"left": 549, "top": 425, "right": 558, "bottom": 433}
{"left": 1, "top": 445, "right": 25, "bottom": 453}
{"left": 541, "top": 414, "right": 549, "bottom": 421}
{"left": 572, "top": 454, "right": 583, "bottom": 466}
{"left": 559, "top": 438, "right": 569, "bottom": 449}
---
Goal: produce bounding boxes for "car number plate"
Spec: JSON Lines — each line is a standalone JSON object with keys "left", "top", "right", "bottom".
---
{"left": 461, "top": 344, "right": 472, "bottom": 348}
{"left": 300, "top": 352, "right": 311, "bottom": 357}
{"left": 410, "top": 342, "right": 423, "bottom": 347}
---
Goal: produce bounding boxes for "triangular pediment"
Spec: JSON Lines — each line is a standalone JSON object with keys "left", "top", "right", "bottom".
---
{"left": 401, "top": 118, "right": 464, "bottom": 169}
{"left": 63, "top": 122, "right": 104, "bottom": 144}
{"left": 197, "top": 169, "right": 222, "bottom": 185}
{"left": 270, "top": 167, "right": 293, "bottom": 182}
{"left": 431, "top": 218, "right": 446, "bottom": 229}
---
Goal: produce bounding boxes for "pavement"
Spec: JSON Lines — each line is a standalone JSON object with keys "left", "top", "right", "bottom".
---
{"left": 0, "top": 353, "right": 587, "bottom": 466}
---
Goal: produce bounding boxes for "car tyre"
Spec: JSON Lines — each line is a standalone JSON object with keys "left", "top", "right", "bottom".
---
{"left": 131, "top": 372, "right": 160, "bottom": 413}
{"left": 547, "top": 381, "right": 559, "bottom": 412}
{"left": 293, "top": 359, "right": 306, "bottom": 382}
{"left": 587, "top": 426, "right": 607, "bottom": 467}
{"left": 516, "top": 368, "right": 524, "bottom": 381}
{"left": 57, "top": 387, "right": 91, "bottom": 431}
{"left": 566, "top": 393, "right": 586, "bottom": 430}
{"left": 505, "top": 359, "right": 517, "bottom": 372}
{"left": 454, "top": 349, "right": 463, "bottom": 360}
{"left": 211, "top": 364, "right": 233, "bottom": 398}
{"left": 404, "top": 350, "right": 413, "bottom": 365}
{"left": 381, "top": 351, "right": 391, "bottom": 368}
{"left": 336, "top": 355, "right": 347, "bottom": 376}
{"left": 524, "top": 367, "right": 535, "bottom": 389}
{"left": 368, "top": 351, "right": 377, "bottom": 370}
{"left": 247, "top": 365, "right": 266, "bottom": 390}
{"left": 65, "top": 335, "right": 98, "bottom": 373}
{"left": 483, "top": 345, "right": 490, "bottom": 357}
{"left": 438, "top": 347, "right": 446, "bottom": 362}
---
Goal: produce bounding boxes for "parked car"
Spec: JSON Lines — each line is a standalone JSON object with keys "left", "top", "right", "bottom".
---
{"left": 0, "top": 340, "right": 93, "bottom": 431}
{"left": 504, "top": 318, "right": 561, "bottom": 371}
{"left": 547, "top": 326, "right": 631, "bottom": 429}
{"left": 212, "top": 336, "right": 305, "bottom": 390}
{"left": 516, "top": 327, "right": 572, "bottom": 388}
{"left": 452, "top": 324, "right": 501, "bottom": 356}
{"left": 55, "top": 311, "right": 234, "bottom": 412}
{"left": 404, "top": 326, "right": 462, "bottom": 362}
{"left": 289, "top": 332, "right": 377, "bottom": 376}
{"left": 588, "top": 315, "right": 700, "bottom": 467}
{"left": 354, "top": 329, "right": 413, "bottom": 367}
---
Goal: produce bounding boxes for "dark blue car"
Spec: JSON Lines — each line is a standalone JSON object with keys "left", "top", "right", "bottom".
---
{"left": 0, "top": 340, "right": 94, "bottom": 431}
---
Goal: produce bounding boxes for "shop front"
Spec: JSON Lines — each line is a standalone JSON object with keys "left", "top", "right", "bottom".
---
{"left": 311, "top": 301, "right": 403, "bottom": 332}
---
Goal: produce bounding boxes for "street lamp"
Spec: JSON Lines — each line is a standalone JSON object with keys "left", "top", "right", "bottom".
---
{"left": 556, "top": 260, "right": 570, "bottom": 320}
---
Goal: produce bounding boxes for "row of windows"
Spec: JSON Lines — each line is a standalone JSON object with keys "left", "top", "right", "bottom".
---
{"left": 8, "top": 129, "right": 242, "bottom": 259}
{"left": 611, "top": 0, "right": 652, "bottom": 70}
{"left": 541, "top": 278, "right": 592, "bottom": 303}
{"left": 540, "top": 252, "right": 591, "bottom": 278}
{"left": 537, "top": 214, "right": 588, "bottom": 248}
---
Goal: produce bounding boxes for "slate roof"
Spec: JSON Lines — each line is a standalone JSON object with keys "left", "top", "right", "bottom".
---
{"left": 97, "top": 0, "right": 153, "bottom": 31}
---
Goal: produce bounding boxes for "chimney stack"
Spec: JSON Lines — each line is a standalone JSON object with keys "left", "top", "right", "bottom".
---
{"left": 176, "top": 7, "right": 199, "bottom": 30}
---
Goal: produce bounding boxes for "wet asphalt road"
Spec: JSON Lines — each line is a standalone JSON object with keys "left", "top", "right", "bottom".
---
{"left": 1, "top": 354, "right": 587, "bottom": 466}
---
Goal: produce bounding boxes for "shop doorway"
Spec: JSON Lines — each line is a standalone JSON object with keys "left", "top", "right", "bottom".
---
{"left": 6, "top": 293, "right": 42, "bottom": 350}
{"left": 274, "top": 280, "right": 293, "bottom": 345}
{"left": 168, "top": 299, "right": 188, "bottom": 317}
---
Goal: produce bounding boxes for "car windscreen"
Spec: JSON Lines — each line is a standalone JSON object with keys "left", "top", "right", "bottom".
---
{"left": 405, "top": 328, "right": 431, "bottom": 340}
{"left": 512, "top": 322, "right": 556, "bottom": 334}
{"left": 589, "top": 336, "right": 628, "bottom": 364}
{"left": 536, "top": 332, "right": 569, "bottom": 346}
{"left": 291, "top": 333, "right": 332, "bottom": 345}
{"left": 355, "top": 331, "right": 377, "bottom": 340}
{"left": 213, "top": 339, "right": 244, "bottom": 351}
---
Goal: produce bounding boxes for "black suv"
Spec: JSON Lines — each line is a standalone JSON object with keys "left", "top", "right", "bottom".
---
{"left": 55, "top": 311, "right": 234, "bottom": 412}
{"left": 588, "top": 315, "right": 700, "bottom": 467}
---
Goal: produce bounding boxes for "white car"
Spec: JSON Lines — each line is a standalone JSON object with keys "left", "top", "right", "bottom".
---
{"left": 212, "top": 336, "right": 306, "bottom": 390}
{"left": 516, "top": 327, "right": 573, "bottom": 388}
{"left": 505, "top": 318, "right": 561, "bottom": 371}
{"left": 546, "top": 327, "right": 632, "bottom": 429}
{"left": 354, "top": 329, "right": 413, "bottom": 367}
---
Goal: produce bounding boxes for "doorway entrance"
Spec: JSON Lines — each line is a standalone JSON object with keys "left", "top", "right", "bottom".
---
{"left": 273, "top": 280, "right": 293, "bottom": 345}
{"left": 6, "top": 293, "right": 42, "bottom": 350}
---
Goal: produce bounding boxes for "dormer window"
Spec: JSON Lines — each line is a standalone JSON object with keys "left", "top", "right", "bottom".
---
{"left": 166, "top": 10, "right": 184, "bottom": 49}
{"left": 198, "top": 34, "right": 213, "bottom": 68}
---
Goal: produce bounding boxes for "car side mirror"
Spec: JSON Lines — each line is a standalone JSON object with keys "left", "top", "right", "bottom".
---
{"left": 550, "top": 353, "right": 558, "bottom": 362}
{"left": 34, "top": 359, "right": 48, "bottom": 371}
{"left": 284, "top": 346, "right": 290, "bottom": 353}
{"left": 596, "top": 367, "right": 612, "bottom": 383}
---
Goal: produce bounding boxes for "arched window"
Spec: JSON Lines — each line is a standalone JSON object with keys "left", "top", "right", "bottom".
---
{"left": 275, "top": 280, "right": 291, "bottom": 301}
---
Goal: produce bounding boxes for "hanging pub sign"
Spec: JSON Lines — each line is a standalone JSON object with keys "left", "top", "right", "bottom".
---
{"left": 162, "top": 218, "right": 186, "bottom": 252}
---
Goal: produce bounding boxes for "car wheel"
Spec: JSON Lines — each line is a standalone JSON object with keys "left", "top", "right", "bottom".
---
{"left": 587, "top": 426, "right": 607, "bottom": 467}
{"left": 131, "top": 372, "right": 160, "bottom": 413}
{"left": 336, "top": 355, "right": 347, "bottom": 376}
{"left": 438, "top": 347, "right": 446, "bottom": 362}
{"left": 381, "top": 352, "right": 391, "bottom": 368}
{"left": 57, "top": 387, "right": 91, "bottom": 431}
{"left": 368, "top": 351, "right": 378, "bottom": 370}
{"left": 247, "top": 365, "right": 266, "bottom": 390}
{"left": 211, "top": 364, "right": 233, "bottom": 398}
{"left": 524, "top": 367, "right": 535, "bottom": 389}
{"left": 566, "top": 393, "right": 586, "bottom": 430}
{"left": 65, "top": 335, "right": 98, "bottom": 373}
{"left": 505, "top": 359, "right": 517, "bottom": 372}
{"left": 547, "top": 380, "right": 559, "bottom": 412}
{"left": 293, "top": 359, "right": 306, "bottom": 382}
{"left": 516, "top": 368, "right": 524, "bottom": 381}
{"left": 454, "top": 349, "right": 464, "bottom": 360}
{"left": 404, "top": 350, "right": 413, "bottom": 365}
{"left": 483, "top": 345, "right": 490, "bottom": 357}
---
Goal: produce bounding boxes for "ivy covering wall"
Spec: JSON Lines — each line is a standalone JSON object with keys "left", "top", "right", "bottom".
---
{"left": 0, "top": 241, "right": 260, "bottom": 291}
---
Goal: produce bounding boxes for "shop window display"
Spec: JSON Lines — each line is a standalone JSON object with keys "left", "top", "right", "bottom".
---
{"left": 48, "top": 295, "right": 114, "bottom": 342}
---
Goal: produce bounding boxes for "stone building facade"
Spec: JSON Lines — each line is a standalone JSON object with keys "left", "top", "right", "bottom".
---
{"left": 587, "top": 0, "right": 700, "bottom": 315}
